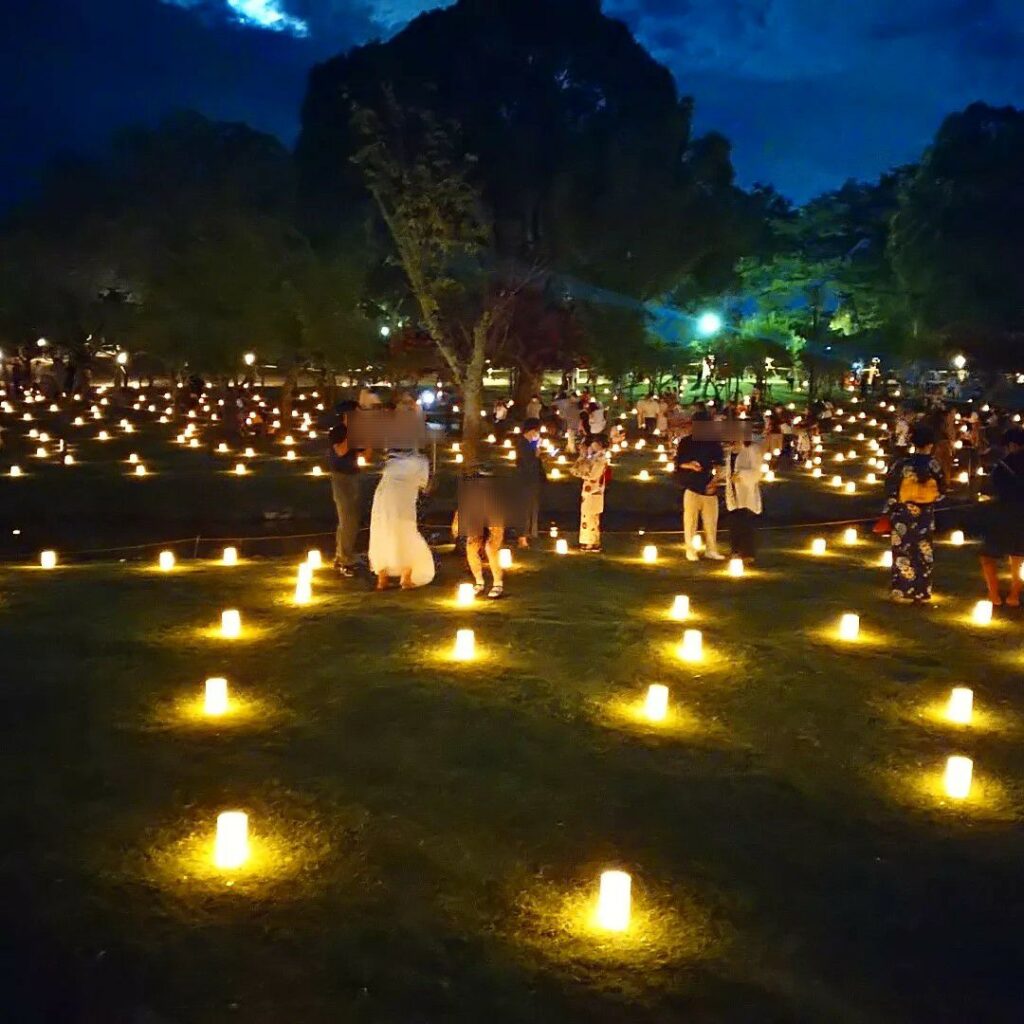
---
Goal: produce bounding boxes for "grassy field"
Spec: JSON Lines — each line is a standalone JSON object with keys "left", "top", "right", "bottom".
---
{"left": 2, "top": 389, "right": 1018, "bottom": 1022}
{"left": 2, "top": 526, "right": 1023, "bottom": 1022}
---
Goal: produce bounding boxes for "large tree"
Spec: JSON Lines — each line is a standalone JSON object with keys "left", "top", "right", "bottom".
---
{"left": 890, "top": 102, "right": 1024, "bottom": 370}
{"left": 297, "top": 0, "right": 746, "bottom": 425}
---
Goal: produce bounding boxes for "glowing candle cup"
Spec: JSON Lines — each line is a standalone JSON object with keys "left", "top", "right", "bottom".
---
{"left": 947, "top": 687, "right": 974, "bottom": 726}
{"left": 727, "top": 557, "right": 745, "bottom": 577}
{"left": 843, "top": 528, "right": 858, "bottom": 545}
{"left": 498, "top": 548, "right": 513, "bottom": 570}
{"left": 943, "top": 755, "right": 973, "bottom": 800}
{"left": 679, "top": 629, "right": 703, "bottom": 662}
{"left": 670, "top": 595, "right": 690, "bottom": 621}
{"left": 555, "top": 539, "right": 569, "bottom": 555}
{"left": 222, "top": 547, "right": 238, "bottom": 566}
{"left": 214, "top": 811, "right": 250, "bottom": 869}
{"left": 456, "top": 583, "right": 475, "bottom": 607}
{"left": 158, "top": 550, "right": 175, "bottom": 572}
{"left": 453, "top": 629, "right": 476, "bottom": 661}
{"left": 951, "top": 530, "right": 965, "bottom": 546}
{"left": 220, "top": 609, "right": 242, "bottom": 639}
{"left": 644, "top": 684, "right": 669, "bottom": 723}
{"left": 838, "top": 613, "right": 860, "bottom": 641}
{"left": 972, "top": 600, "right": 993, "bottom": 626}
{"left": 596, "top": 870, "right": 632, "bottom": 932}
{"left": 204, "top": 677, "right": 229, "bottom": 716}
{"left": 642, "top": 545, "right": 658, "bottom": 564}
{"left": 811, "top": 537, "right": 827, "bottom": 556}
{"left": 40, "top": 550, "right": 57, "bottom": 569}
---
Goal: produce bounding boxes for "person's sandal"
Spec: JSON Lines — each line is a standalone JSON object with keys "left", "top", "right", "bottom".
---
{"left": 488, "top": 585, "right": 504, "bottom": 600}
{"left": 473, "top": 582, "right": 486, "bottom": 596}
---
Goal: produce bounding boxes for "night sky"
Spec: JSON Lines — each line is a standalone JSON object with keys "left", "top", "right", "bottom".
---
{"left": 3, "top": 0, "right": 1023, "bottom": 208}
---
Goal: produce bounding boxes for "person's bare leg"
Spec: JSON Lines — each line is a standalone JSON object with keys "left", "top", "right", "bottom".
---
{"left": 466, "top": 535, "right": 485, "bottom": 586}
{"left": 376, "top": 571, "right": 390, "bottom": 591}
{"left": 400, "top": 570, "right": 414, "bottom": 590}
{"left": 1008, "top": 557, "right": 1023, "bottom": 606}
{"left": 486, "top": 528, "right": 505, "bottom": 589}
{"left": 980, "top": 556, "right": 1002, "bottom": 605}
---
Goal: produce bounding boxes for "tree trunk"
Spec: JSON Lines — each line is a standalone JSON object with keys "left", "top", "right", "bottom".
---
{"left": 460, "top": 322, "right": 489, "bottom": 470}
{"left": 281, "top": 364, "right": 299, "bottom": 424}
{"left": 513, "top": 362, "right": 543, "bottom": 412}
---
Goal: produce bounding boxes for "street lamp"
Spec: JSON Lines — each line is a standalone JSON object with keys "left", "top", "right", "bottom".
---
{"left": 697, "top": 312, "right": 722, "bottom": 337}
{"left": 243, "top": 352, "right": 256, "bottom": 367}
{"left": 36, "top": 337, "right": 48, "bottom": 348}
{"left": 380, "top": 325, "right": 391, "bottom": 338}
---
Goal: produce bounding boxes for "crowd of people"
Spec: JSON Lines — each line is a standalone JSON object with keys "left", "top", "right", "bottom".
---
{"left": 327, "top": 384, "right": 1024, "bottom": 609}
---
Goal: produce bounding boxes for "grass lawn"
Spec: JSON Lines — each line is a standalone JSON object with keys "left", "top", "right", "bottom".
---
{"left": 2, "top": 526, "right": 1023, "bottom": 1022}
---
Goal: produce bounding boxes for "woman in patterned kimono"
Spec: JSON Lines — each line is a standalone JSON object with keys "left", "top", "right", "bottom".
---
{"left": 570, "top": 433, "right": 610, "bottom": 552}
{"left": 882, "top": 423, "right": 946, "bottom": 603}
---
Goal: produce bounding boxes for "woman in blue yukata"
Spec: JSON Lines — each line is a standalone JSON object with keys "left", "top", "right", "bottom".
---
{"left": 882, "top": 422, "right": 947, "bottom": 603}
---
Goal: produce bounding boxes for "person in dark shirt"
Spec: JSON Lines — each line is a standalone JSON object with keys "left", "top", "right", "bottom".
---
{"left": 329, "top": 401, "right": 365, "bottom": 577}
{"left": 980, "top": 428, "right": 1024, "bottom": 606}
{"left": 674, "top": 411, "right": 725, "bottom": 561}
{"left": 514, "top": 418, "right": 545, "bottom": 548}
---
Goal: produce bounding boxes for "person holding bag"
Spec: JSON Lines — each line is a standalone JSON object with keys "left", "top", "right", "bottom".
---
{"left": 882, "top": 423, "right": 946, "bottom": 603}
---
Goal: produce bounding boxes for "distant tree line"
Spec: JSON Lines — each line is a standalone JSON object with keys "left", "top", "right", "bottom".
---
{"left": 0, "top": 0, "right": 1022, "bottom": 456}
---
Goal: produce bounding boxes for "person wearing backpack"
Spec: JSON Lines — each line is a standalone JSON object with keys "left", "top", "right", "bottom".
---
{"left": 882, "top": 422, "right": 947, "bottom": 603}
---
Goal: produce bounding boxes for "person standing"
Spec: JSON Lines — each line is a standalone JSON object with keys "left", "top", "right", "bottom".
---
{"left": 514, "top": 418, "right": 545, "bottom": 548}
{"left": 525, "top": 394, "right": 543, "bottom": 420}
{"left": 725, "top": 435, "right": 764, "bottom": 561}
{"left": 456, "top": 475, "right": 506, "bottom": 599}
{"left": 328, "top": 401, "right": 364, "bottom": 578}
{"left": 571, "top": 433, "right": 610, "bottom": 552}
{"left": 883, "top": 423, "right": 946, "bottom": 603}
{"left": 979, "top": 428, "right": 1024, "bottom": 607}
{"left": 368, "top": 450, "right": 435, "bottom": 590}
{"left": 675, "top": 412, "right": 725, "bottom": 561}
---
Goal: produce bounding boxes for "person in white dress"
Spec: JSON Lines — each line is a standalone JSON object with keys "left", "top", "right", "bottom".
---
{"left": 724, "top": 437, "right": 764, "bottom": 561}
{"left": 369, "top": 450, "right": 436, "bottom": 590}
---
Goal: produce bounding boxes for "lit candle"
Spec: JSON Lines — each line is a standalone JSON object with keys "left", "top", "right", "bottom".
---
{"left": 838, "top": 613, "right": 860, "bottom": 641}
{"left": 642, "top": 545, "right": 658, "bottom": 564}
{"left": 214, "top": 811, "right": 250, "bottom": 868}
{"left": 679, "top": 629, "right": 703, "bottom": 662}
{"left": 456, "top": 583, "right": 475, "bottom": 606}
{"left": 596, "top": 870, "right": 632, "bottom": 932}
{"left": 843, "top": 527, "right": 858, "bottom": 545}
{"left": 234, "top": 463, "right": 247, "bottom": 476}
{"left": 644, "top": 684, "right": 669, "bottom": 722}
{"left": 158, "top": 550, "right": 175, "bottom": 572}
{"left": 204, "top": 677, "right": 229, "bottom": 716}
{"left": 844, "top": 481, "right": 856, "bottom": 494}
{"left": 811, "top": 537, "right": 827, "bottom": 556}
{"left": 306, "top": 549, "right": 323, "bottom": 570}
{"left": 943, "top": 755, "right": 973, "bottom": 800}
{"left": 972, "top": 600, "right": 993, "bottom": 626}
{"left": 220, "top": 609, "right": 242, "bottom": 639}
{"left": 40, "top": 550, "right": 57, "bottom": 569}
{"left": 498, "top": 548, "right": 513, "bottom": 569}
{"left": 294, "top": 578, "right": 312, "bottom": 605}
{"left": 9, "top": 465, "right": 21, "bottom": 477}
{"left": 454, "top": 628, "right": 476, "bottom": 661}
{"left": 555, "top": 539, "right": 569, "bottom": 555}
{"left": 638, "top": 469, "right": 650, "bottom": 481}
{"left": 947, "top": 687, "right": 973, "bottom": 725}
{"left": 222, "top": 546, "right": 238, "bottom": 566}
{"left": 951, "top": 530, "right": 965, "bottom": 546}
{"left": 727, "top": 557, "right": 744, "bottom": 577}
{"left": 881, "top": 550, "right": 893, "bottom": 568}
{"left": 670, "top": 595, "right": 690, "bottom": 621}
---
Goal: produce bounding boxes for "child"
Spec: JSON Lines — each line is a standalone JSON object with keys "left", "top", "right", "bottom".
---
{"left": 571, "top": 433, "right": 610, "bottom": 552}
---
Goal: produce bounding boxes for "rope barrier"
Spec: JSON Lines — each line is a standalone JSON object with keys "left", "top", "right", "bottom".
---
{"left": 8, "top": 502, "right": 979, "bottom": 561}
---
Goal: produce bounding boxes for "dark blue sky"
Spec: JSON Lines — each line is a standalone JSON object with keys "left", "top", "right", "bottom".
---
{"left": 3, "top": 0, "right": 1023, "bottom": 208}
